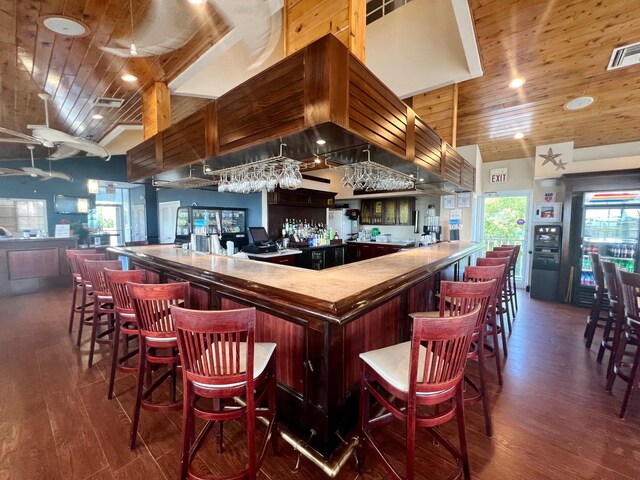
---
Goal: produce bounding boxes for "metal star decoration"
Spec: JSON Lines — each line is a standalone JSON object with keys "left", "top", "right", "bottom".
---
{"left": 539, "top": 148, "right": 562, "bottom": 166}
{"left": 555, "top": 158, "right": 567, "bottom": 170}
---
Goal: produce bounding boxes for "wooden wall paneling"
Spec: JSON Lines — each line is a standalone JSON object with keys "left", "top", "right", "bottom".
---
{"left": 220, "top": 297, "right": 305, "bottom": 394}
{"left": 442, "top": 143, "right": 462, "bottom": 186}
{"left": 204, "top": 101, "right": 218, "bottom": 158}
{"left": 7, "top": 248, "right": 60, "bottom": 280}
{"left": 216, "top": 51, "right": 306, "bottom": 153}
{"left": 303, "top": 35, "right": 349, "bottom": 128}
{"left": 161, "top": 107, "right": 206, "bottom": 171}
{"left": 343, "top": 296, "right": 401, "bottom": 389}
{"left": 164, "top": 275, "right": 211, "bottom": 310}
{"left": 126, "top": 135, "right": 160, "bottom": 181}
{"left": 284, "top": 0, "right": 365, "bottom": 62}
{"left": 411, "top": 83, "right": 458, "bottom": 146}
{"left": 142, "top": 82, "right": 171, "bottom": 140}
{"left": 170, "top": 95, "right": 210, "bottom": 124}
{"left": 460, "top": 160, "right": 476, "bottom": 192}
{"left": 347, "top": 57, "right": 408, "bottom": 158}
{"left": 413, "top": 114, "right": 443, "bottom": 175}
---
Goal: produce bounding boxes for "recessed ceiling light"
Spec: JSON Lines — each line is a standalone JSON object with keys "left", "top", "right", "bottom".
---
{"left": 314, "top": 157, "right": 321, "bottom": 164}
{"left": 121, "top": 74, "right": 137, "bottom": 82}
{"left": 188, "top": 0, "right": 206, "bottom": 3}
{"left": 514, "top": 132, "right": 524, "bottom": 139}
{"left": 316, "top": 139, "right": 326, "bottom": 145}
{"left": 92, "top": 114, "right": 103, "bottom": 120}
{"left": 564, "top": 96, "right": 595, "bottom": 111}
{"left": 41, "top": 15, "right": 89, "bottom": 37}
{"left": 509, "top": 77, "right": 526, "bottom": 89}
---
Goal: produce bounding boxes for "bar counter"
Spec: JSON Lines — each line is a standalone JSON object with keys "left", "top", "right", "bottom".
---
{"left": 0, "top": 236, "right": 77, "bottom": 297}
{"left": 109, "top": 241, "right": 481, "bottom": 459}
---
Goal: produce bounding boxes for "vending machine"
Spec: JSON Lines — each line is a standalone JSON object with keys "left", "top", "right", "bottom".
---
{"left": 573, "top": 191, "right": 640, "bottom": 307}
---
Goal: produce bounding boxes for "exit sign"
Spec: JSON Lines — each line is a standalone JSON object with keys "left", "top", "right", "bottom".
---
{"left": 490, "top": 167, "right": 508, "bottom": 183}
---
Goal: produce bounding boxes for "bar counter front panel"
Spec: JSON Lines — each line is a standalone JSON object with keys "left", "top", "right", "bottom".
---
{"left": 109, "top": 241, "right": 481, "bottom": 456}
{"left": 0, "top": 237, "right": 77, "bottom": 297}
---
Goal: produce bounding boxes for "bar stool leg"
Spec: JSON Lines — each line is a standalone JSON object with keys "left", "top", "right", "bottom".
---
{"left": 68, "top": 279, "right": 79, "bottom": 333}
{"left": 130, "top": 336, "right": 146, "bottom": 450}
{"left": 76, "top": 288, "right": 88, "bottom": 346}
{"left": 108, "top": 315, "right": 122, "bottom": 400}
{"left": 476, "top": 338, "right": 493, "bottom": 437}
{"left": 456, "top": 385, "right": 471, "bottom": 480}
{"left": 180, "top": 383, "right": 195, "bottom": 480}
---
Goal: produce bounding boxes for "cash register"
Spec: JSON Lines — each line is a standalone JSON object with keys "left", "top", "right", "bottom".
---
{"left": 243, "top": 227, "right": 278, "bottom": 254}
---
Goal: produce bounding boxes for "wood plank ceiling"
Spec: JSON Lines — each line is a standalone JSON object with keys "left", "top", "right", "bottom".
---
{"left": 457, "top": 0, "right": 640, "bottom": 162}
{"left": 2, "top": 0, "right": 639, "bottom": 164}
{"left": 0, "top": 0, "right": 227, "bottom": 160}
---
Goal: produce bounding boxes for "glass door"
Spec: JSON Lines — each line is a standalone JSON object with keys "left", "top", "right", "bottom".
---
{"left": 477, "top": 192, "right": 531, "bottom": 287}
{"left": 95, "top": 205, "right": 124, "bottom": 246}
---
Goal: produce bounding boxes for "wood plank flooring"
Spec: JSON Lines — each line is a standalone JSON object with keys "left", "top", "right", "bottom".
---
{"left": 2, "top": 288, "right": 640, "bottom": 479}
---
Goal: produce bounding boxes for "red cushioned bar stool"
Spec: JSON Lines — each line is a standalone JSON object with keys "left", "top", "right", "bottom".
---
{"left": 494, "top": 244, "right": 520, "bottom": 316}
{"left": 584, "top": 252, "right": 610, "bottom": 348}
{"left": 476, "top": 256, "right": 511, "bottom": 356}
{"left": 74, "top": 253, "right": 106, "bottom": 347}
{"left": 486, "top": 250, "right": 515, "bottom": 328}
{"left": 104, "top": 268, "right": 146, "bottom": 400}
{"left": 172, "top": 305, "right": 278, "bottom": 480}
{"left": 463, "top": 265, "right": 506, "bottom": 437}
{"left": 84, "top": 259, "right": 122, "bottom": 367}
{"left": 359, "top": 305, "right": 482, "bottom": 480}
{"left": 128, "top": 281, "right": 190, "bottom": 449}
{"left": 605, "top": 270, "right": 640, "bottom": 418}
{"left": 65, "top": 248, "right": 99, "bottom": 336}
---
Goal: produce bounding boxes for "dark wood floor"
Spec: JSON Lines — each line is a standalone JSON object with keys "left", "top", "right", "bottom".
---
{"left": 2, "top": 287, "right": 640, "bottom": 480}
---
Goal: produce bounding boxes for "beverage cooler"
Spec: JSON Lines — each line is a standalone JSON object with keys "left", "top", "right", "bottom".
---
{"left": 573, "top": 191, "right": 640, "bottom": 307}
{"left": 175, "top": 206, "right": 249, "bottom": 247}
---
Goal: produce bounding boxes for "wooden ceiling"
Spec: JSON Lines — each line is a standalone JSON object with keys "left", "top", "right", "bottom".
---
{"left": 0, "top": 0, "right": 227, "bottom": 159}
{"left": 457, "top": 0, "right": 640, "bottom": 162}
{"left": 1, "top": 1, "right": 639, "bottom": 164}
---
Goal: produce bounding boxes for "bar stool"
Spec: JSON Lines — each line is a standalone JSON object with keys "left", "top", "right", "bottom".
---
{"left": 128, "top": 281, "right": 190, "bottom": 449}
{"left": 477, "top": 256, "right": 511, "bottom": 353}
{"left": 104, "top": 268, "right": 146, "bottom": 400}
{"left": 486, "top": 250, "right": 514, "bottom": 327}
{"left": 605, "top": 270, "right": 640, "bottom": 418}
{"left": 65, "top": 248, "right": 98, "bottom": 335}
{"left": 463, "top": 265, "right": 505, "bottom": 437}
{"left": 494, "top": 245, "right": 520, "bottom": 315}
{"left": 74, "top": 253, "right": 106, "bottom": 347}
{"left": 172, "top": 305, "right": 278, "bottom": 480}
{"left": 584, "top": 252, "right": 609, "bottom": 348}
{"left": 84, "top": 259, "right": 122, "bottom": 367}
{"left": 598, "top": 261, "right": 622, "bottom": 367}
{"left": 359, "top": 306, "right": 481, "bottom": 480}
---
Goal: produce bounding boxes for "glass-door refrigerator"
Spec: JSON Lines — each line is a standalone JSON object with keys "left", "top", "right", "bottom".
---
{"left": 175, "top": 206, "right": 249, "bottom": 247}
{"left": 574, "top": 191, "right": 640, "bottom": 307}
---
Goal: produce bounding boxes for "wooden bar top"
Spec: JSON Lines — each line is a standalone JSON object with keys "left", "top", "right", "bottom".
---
{"left": 111, "top": 241, "right": 480, "bottom": 323}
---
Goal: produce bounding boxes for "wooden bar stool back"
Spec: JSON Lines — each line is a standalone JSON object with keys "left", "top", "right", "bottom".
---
{"left": 73, "top": 253, "right": 106, "bottom": 346}
{"left": 463, "top": 266, "right": 505, "bottom": 437}
{"left": 83, "top": 259, "right": 122, "bottom": 367}
{"left": 172, "top": 305, "right": 277, "bottom": 480}
{"left": 104, "top": 268, "right": 147, "bottom": 400}
{"left": 486, "top": 250, "right": 515, "bottom": 325}
{"left": 494, "top": 245, "right": 519, "bottom": 315}
{"left": 128, "top": 281, "right": 190, "bottom": 449}
{"left": 584, "top": 252, "right": 609, "bottom": 348}
{"left": 65, "top": 248, "right": 99, "bottom": 335}
{"left": 476, "top": 256, "right": 512, "bottom": 340}
{"left": 598, "top": 261, "right": 623, "bottom": 368}
{"left": 606, "top": 270, "right": 640, "bottom": 418}
{"left": 359, "top": 306, "right": 481, "bottom": 480}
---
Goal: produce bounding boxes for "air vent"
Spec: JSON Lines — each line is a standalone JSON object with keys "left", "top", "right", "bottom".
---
{"left": 607, "top": 41, "right": 640, "bottom": 70}
{"left": 93, "top": 97, "right": 124, "bottom": 108}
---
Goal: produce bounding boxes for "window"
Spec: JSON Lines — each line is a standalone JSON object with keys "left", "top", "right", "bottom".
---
{"left": 0, "top": 198, "right": 48, "bottom": 233}
{"left": 366, "top": 0, "right": 412, "bottom": 25}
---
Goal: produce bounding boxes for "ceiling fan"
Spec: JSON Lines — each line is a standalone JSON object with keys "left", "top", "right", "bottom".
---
{"left": 0, "top": 146, "right": 73, "bottom": 182}
{"left": 0, "top": 93, "right": 111, "bottom": 161}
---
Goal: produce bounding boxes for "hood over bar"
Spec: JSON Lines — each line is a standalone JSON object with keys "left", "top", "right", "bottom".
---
{"left": 127, "top": 34, "right": 475, "bottom": 194}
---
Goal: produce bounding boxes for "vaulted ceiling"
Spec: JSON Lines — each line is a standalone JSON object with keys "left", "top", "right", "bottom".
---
{"left": 0, "top": 0, "right": 226, "bottom": 159}
{"left": 1, "top": 0, "right": 639, "bottom": 163}
{"left": 457, "top": 0, "right": 640, "bottom": 161}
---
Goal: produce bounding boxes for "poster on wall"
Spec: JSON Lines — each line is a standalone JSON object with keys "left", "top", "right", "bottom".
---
{"left": 443, "top": 195, "right": 456, "bottom": 209}
{"left": 457, "top": 192, "right": 471, "bottom": 208}
{"left": 449, "top": 209, "right": 462, "bottom": 230}
{"left": 534, "top": 202, "right": 562, "bottom": 222}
